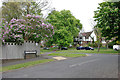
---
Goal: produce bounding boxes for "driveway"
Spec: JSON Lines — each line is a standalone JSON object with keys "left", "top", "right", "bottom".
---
{"left": 2, "top": 53, "right": 118, "bottom": 78}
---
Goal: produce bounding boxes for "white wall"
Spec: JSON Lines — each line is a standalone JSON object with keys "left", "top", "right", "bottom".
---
{"left": 83, "top": 37, "right": 86, "bottom": 41}
{"left": 90, "top": 31, "right": 97, "bottom": 41}
{"left": 80, "top": 31, "right": 97, "bottom": 42}
{"left": 82, "top": 31, "right": 97, "bottom": 42}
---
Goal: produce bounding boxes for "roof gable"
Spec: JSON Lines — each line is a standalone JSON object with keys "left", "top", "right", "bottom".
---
{"left": 81, "top": 31, "right": 93, "bottom": 39}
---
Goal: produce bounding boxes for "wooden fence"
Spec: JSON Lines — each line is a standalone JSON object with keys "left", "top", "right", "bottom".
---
{"left": 0, "top": 41, "right": 40, "bottom": 59}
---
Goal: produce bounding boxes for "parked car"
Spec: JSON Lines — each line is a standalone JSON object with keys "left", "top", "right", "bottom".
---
{"left": 90, "top": 47, "right": 94, "bottom": 50}
{"left": 76, "top": 46, "right": 85, "bottom": 50}
{"left": 84, "top": 47, "right": 94, "bottom": 50}
{"left": 43, "top": 47, "right": 49, "bottom": 50}
{"left": 76, "top": 46, "right": 94, "bottom": 50}
{"left": 61, "top": 47, "right": 68, "bottom": 50}
{"left": 113, "top": 45, "right": 120, "bottom": 51}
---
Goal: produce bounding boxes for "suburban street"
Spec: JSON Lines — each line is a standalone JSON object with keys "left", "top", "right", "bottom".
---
{"left": 3, "top": 53, "right": 118, "bottom": 78}
{"left": 0, "top": 0, "right": 120, "bottom": 79}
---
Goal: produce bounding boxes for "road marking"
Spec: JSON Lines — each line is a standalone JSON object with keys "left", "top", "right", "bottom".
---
{"left": 53, "top": 56, "right": 67, "bottom": 60}
{"left": 69, "top": 59, "right": 99, "bottom": 68}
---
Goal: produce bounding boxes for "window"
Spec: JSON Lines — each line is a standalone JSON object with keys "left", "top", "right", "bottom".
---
{"left": 80, "top": 37, "right": 82, "bottom": 39}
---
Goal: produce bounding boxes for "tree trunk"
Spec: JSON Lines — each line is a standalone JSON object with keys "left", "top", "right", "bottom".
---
{"left": 106, "top": 43, "right": 108, "bottom": 49}
{"left": 106, "top": 41, "right": 109, "bottom": 49}
{"left": 97, "top": 43, "right": 100, "bottom": 52}
{"left": 97, "top": 40, "right": 101, "bottom": 52}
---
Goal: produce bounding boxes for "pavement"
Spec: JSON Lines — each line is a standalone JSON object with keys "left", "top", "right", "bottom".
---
{"left": 2, "top": 51, "right": 91, "bottom": 67}
{"left": 2, "top": 52, "right": 54, "bottom": 67}
{"left": 2, "top": 53, "right": 118, "bottom": 78}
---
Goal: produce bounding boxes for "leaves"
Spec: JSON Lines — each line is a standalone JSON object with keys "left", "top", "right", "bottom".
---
{"left": 47, "top": 10, "right": 82, "bottom": 37}
{"left": 1, "top": 15, "right": 54, "bottom": 43}
{"left": 94, "top": 1, "right": 120, "bottom": 42}
{"left": 53, "top": 29, "right": 73, "bottom": 47}
{"left": 2, "top": 0, "right": 51, "bottom": 22}
{"left": 46, "top": 9, "right": 82, "bottom": 47}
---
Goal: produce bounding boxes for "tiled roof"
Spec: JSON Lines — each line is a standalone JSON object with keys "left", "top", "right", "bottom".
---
{"left": 81, "top": 31, "right": 93, "bottom": 39}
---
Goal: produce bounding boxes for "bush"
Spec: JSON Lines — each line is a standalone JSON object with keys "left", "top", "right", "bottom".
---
{"left": 1, "top": 15, "right": 54, "bottom": 43}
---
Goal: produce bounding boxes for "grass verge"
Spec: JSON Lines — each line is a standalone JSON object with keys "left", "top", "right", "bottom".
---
{"left": 40, "top": 47, "right": 58, "bottom": 54}
{"left": 48, "top": 53, "right": 86, "bottom": 57}
{"left": 0, "top": 59, "right": 54, "bottom": 72}
{"left": 56, "top": 48, "right": 119, "bottom": 54}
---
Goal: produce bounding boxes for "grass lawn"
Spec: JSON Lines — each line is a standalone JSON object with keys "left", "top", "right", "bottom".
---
{"left": 48, "top": 53, "right": 86, "bottom": 57}
{"left": 0, "top": 59, "right": 54, "bottom": 72}
{"left": 40, "top": 48, "right": 119, "bottom": 54}
{"left": 56, "top": 48, "right": 119, "bottom": 54}
{"left": 40, "top": 47, "right": 58, "bottom": 54}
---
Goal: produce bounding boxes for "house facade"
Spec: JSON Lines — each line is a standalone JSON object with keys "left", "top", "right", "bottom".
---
{"left": 74, "top": 31, "right": 97, "bottom": 46}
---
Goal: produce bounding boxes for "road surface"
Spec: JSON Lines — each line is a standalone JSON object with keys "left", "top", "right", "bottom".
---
{"left": 2, "top": 53, "right": 118, "bottom": 78}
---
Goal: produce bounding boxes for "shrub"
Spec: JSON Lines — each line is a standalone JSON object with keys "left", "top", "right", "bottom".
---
{"left": 1, "top": 15, "right": 54, "bottom": 43}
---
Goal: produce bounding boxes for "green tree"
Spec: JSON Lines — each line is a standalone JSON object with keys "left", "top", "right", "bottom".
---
{"left": 46, "top": 9, "right": 82, "bottom": 48}
{"left": 90, "top": 19, "right": 102, "bottom": 51}
{"left": 94, "top": 28, "right": 102, "bottom": 52}
{"left": 2, "top": 2, "right": 22, "bottom": 22}
{"left": 94, "top": 1, "right": 120, "bottom": 43}
{"left": 2, "top": 0, "right": 51, "bottom": 22}
{"left": 47, "top": 9, "right": 82, "bottom": 37}
{"left": 52, "top": 29, "right": 73, "bottom": 49}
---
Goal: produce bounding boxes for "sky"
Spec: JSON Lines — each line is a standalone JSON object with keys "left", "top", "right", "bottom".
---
{"left": 0, "top": 1, "right": 1, "bottom": 7}
{"left": 50, "top": 0, "right": 104, "bottom": 32}
{"left": 0, "top": 0, "right": 104, "bottom": 32}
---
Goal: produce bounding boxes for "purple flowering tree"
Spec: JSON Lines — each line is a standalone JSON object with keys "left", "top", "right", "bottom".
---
{"left": 1, "top": 14, "right": 54, "bottom": 43}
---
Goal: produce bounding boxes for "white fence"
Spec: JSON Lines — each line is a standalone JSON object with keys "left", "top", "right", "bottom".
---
{"left": 0, "top": 41, "right": 40, "bottom": 59}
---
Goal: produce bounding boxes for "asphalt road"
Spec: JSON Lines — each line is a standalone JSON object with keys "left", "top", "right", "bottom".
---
{"left": 2, "top": 53, "right": 118, "bottom": 78}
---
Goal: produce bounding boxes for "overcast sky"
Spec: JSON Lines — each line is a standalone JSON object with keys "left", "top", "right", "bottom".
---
{"left": 0, "top": 0, "right": 104, "bottom": 32}
{"left": 50, "top": 0, "right": 104, "bottom": 32}
{"left": 0, "top": 1, "right": 1, "bottom": 7}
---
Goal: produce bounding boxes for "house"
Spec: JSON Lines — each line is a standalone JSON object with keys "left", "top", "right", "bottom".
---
{"left": 74, "top": 31, "right": 97, "bottom": 46}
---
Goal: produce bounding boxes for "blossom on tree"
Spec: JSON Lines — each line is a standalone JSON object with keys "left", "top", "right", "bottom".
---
{"left": 1, "top": 14, "right": 54, "bottom": 43}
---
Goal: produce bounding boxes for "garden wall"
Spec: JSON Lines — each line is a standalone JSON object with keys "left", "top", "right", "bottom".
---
{"left": 1, "top": 41, "right": 40, "bottom": 59}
